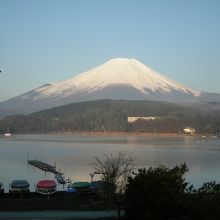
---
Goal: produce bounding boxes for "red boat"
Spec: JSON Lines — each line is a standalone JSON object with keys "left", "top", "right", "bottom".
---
{"left": 35, "top": 180, "right": 57, "bottom": 195}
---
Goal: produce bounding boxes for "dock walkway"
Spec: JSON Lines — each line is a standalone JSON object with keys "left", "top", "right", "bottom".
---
{"left": 28, "top": 160, "right": 57, "bottom": 173}
{"left": 28, "top": 160, "right": 66, "bottom": 184}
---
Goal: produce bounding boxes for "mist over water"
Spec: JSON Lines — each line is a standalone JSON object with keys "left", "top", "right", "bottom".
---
{"left": 0, "top": 134, "right": 220, "bottom": 192}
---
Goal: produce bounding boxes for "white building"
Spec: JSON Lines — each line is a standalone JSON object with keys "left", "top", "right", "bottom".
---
{"left": 183, "top": 127, "right": 196, "bottom": 134}
{"left": 127, "top": 116, "right": 158, "bottom": 123}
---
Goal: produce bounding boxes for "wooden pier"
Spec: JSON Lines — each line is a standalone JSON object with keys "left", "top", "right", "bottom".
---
{"left": 28, "top": 160, "right": 67, "bottom": 184}
{"left": 28, "top": 160, "right": 57, "bottom": 173}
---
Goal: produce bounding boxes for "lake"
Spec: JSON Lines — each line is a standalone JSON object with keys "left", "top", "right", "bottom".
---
{"left": 0, "top": 134, "right": 220, "bottom": 192}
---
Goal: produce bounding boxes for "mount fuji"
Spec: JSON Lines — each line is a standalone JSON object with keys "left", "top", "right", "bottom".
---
{"left": 0, "top": 58, "right": 220, "bottom": 116}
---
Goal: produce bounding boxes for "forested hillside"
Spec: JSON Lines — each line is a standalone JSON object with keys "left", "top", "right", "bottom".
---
{"left": 0, "top": 100, "right": 220, "bottom": 134}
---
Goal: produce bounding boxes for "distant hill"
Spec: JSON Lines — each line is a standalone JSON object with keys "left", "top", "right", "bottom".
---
{"left": 1, "top": 58, "right": 220, "bottom": 117}
{"left": 0, "top": 99, "right": 220, "bottom": 134}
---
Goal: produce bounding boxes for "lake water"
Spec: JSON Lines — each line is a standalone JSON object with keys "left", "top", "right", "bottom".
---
{"left": 0, "top": 134, "right": 220, "bottom": 192}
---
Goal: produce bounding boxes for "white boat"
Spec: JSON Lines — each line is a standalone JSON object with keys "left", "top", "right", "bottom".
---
{"left": 4, "top": 133, "right": 11, "bottom": 137}
{"left": 4, "top": 128, "right": 12, "bottom": 137}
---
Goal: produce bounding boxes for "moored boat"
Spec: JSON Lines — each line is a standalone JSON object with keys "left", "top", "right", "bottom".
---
{"left": 9, "top": 180, "right": 30, "bottom": 194}
{"left": 68, "top": 182, "right": 93, "bottom": 195}
{"left": 4, "top": 128, "right": 12, "bottom": 137}
{"left": 35, "top": 180, "right": 57, "bottom": 195}
{"left": 4, "top": 133, "right": 11, "bottom": 137}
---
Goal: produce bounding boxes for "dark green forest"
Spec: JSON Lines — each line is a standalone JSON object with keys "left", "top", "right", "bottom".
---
{"left": 125, "top": 164, "right": 220, "bottom": 220}
{"left": 0, "top": 99, "right": 220, "bottom": 134}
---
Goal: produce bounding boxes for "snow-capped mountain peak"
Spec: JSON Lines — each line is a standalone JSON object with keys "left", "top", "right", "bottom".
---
{"left": 1, "top": 58, "right": 209, "bottom": 115}
{"left": 35, "top": 58, "right": 200, "bottom": 98}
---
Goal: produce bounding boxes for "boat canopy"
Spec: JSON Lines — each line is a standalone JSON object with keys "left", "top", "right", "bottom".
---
{"left": 11, "top": 180, "right": 29, "bottom": 188}
{"left": 36, "top": 180, "right": 57, "bottom": 188}
{"left": 70, "top": 182, "right": 90, "bottom": 188}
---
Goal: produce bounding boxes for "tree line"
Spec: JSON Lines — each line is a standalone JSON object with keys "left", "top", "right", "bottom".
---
{"left": 0, "top": 99, "right": 220, "bottom": 134}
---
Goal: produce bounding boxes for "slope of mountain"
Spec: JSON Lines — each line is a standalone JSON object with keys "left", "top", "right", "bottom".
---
{"left": 0, "top": 58, "right": 219, "bottom": 116}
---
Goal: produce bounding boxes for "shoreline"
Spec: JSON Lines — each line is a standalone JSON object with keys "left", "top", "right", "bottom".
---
{"left": 0, "top": 131, "right": 212, "bottom": 139}
{"left": 49, "top": 131, "right": 206, "bottom": 138}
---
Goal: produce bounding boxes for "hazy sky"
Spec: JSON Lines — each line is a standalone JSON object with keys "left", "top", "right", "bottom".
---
{"left": 0, "top": 0, "right": 220, "bottom": 102}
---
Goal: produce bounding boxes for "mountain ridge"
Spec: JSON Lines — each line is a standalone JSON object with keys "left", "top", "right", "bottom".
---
{"left": 0, "top": 58, "right": 219, "bottom": 116}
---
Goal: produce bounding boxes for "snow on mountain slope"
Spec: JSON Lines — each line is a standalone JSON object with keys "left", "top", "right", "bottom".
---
{"left": 0, "top": 58, "right": 208, "bottom": 115}
{"left": 33, "top": 58, "right": 200, "bottom": 100}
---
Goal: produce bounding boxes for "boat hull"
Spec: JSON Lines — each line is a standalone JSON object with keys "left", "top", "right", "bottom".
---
{"left": 35, "top": 187, "right": 56, "bottom": 195}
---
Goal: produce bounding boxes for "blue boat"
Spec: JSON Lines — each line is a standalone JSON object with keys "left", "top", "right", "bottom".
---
{"left": 67, "top": 182, "right": 94, "bottom": 195}
{"left": 9, "top": 180, "right": 30, "bottom": 194}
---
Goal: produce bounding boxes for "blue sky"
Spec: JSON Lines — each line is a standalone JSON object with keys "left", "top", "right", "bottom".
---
{"left": 0, "top": 0, "right": 220, "bottom": 102}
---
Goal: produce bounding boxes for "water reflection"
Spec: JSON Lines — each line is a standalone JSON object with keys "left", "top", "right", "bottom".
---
{"left": 0, "top": 134, "right": 220, "bottom": 191}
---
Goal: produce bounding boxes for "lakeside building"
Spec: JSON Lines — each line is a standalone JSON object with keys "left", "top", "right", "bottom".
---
{"left": 127, "top": 116, "right": 159, "bottom": 123}
{"left": 183, "top": 127, "right": 196, "bottom": 134}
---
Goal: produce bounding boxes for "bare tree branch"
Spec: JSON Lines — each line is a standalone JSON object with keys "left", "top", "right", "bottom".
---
{"left": 92, "top": 152, "right": 135, "bottom": 194}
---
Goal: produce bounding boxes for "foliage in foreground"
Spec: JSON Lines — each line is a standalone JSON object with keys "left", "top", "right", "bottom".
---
{"left": 125, "top": 164, "right": 220, "bottom": 220}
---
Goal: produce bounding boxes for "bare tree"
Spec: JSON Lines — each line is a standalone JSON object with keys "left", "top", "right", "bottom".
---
{"left": 92, "top": 152, "right": 135, "bottom": 196}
